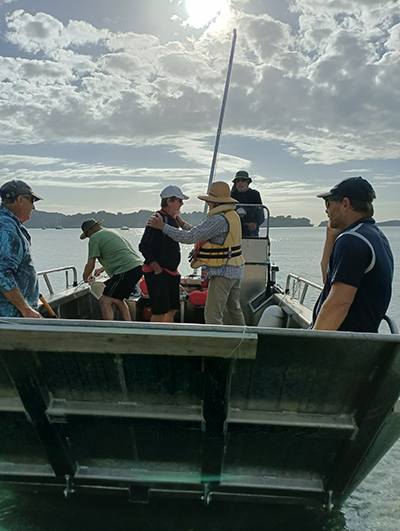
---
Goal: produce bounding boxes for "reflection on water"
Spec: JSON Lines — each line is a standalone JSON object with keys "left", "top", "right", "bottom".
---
{"left": 0, "top": 491, "right": 346, "bottom": 531}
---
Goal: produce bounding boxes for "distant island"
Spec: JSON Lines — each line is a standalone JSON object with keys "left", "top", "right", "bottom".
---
{"left": 318, "top": 220, "right": 400, "bottom": 227}
{"left": 26, "top": 210, "right": 314, "bottom": 229}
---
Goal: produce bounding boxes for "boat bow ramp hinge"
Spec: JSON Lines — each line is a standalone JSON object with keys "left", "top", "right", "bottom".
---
{"left": 201, "top": 482, "right": 212, "bottom": 505}
{"left": 63, "top": 475, "right": 75, "bottom": 498}
{"left": 326, "top": 490, "right": 334, "bottom": 513}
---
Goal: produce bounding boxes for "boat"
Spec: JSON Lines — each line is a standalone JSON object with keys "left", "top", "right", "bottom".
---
{"left": 55, "top": 214, "right": 63, "bottom": 229}
{"left": 1, "top": 30, "right": 398, "bottom": 513}
{"left": 121, "top": 226, "right": 129, "bottom": 230}
{"left": 0, "top": 205, "right": 399, "bottom": 511}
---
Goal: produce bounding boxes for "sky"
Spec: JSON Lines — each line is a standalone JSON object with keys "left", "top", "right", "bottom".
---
{"left": 0, "top": 0, "right": 399, "bottom": 226}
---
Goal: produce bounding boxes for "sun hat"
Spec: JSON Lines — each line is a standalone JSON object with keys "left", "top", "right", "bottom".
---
{"left": 232, "top": 170, "right": 252, "bottom": 183}
{"left": 160, "top": 185, "right": 189, "bottom": 200}
{"left": 198, "top": 182, "right": 237, "bottom": 203}
{"left": 0, "top": 179, "right": 43, "bottom": 202}
{"left": 317, "top": 177, "right": 376, "bottom": 202}
{"left": 80, "top": 218, "right": 104, "bottom": 240}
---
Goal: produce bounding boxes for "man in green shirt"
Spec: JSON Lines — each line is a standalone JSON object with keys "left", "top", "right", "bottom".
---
{"left": 81, "top": 219, "right": 142, "bottom": 320}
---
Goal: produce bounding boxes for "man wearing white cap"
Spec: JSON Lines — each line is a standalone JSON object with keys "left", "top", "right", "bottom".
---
{"left": 0, "top": 179, "right": 43, "bottom": 318}
{"left": 139, "top": 185, "right": 189, "bottom": 322}
{"left": 147, "top": 182, "right": 245, "bottom": 326}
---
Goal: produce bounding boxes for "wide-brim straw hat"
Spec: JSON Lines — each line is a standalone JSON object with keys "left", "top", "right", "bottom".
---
{"left": 198, "top": 182, "right": 237, "bottom": 203}
{"left": 80, "top": 218, "right": 104, "bottom": 240}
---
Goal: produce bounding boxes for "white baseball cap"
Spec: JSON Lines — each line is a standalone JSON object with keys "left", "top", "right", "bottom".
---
{"left": 160, "top": 185, "right": 189, "bottom": 200}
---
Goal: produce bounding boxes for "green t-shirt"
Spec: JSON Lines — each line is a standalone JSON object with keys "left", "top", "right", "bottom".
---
{"left": 88, "top": 228, "right": 142, "bottom": 277}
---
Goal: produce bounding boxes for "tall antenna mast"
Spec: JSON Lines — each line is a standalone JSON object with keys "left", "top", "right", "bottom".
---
{"left": 203, "top": 28, "right": 237, "bottom": 218}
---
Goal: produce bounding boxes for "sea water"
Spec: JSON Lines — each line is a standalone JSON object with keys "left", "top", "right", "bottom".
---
{"left": 0, "top": 226, "right": 399, "bottom": 530}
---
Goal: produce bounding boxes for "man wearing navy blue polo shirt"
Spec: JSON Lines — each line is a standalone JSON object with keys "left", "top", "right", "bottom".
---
{"left": 312, "top": 176, "right": 394, "bottom": 332}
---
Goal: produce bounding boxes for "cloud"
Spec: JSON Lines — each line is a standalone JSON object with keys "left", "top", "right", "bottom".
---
{"left": 0, "top": 3, "right": 399, "bottom": 170}
{"left": 0, "top": 154, "right": 63, "bottom": 165}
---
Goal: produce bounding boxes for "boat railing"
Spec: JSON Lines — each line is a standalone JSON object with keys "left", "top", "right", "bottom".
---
{"left": 284, "top": 274, "right": 398, "bottom": 334}
{"left": 38, "top": 266, "right": 78, "bottom": 294}
{"left": 382, "top": 315, "right": 399, "bottom": 334}
{"left": 285, "top": 274, "right": 322, "bottom": 304}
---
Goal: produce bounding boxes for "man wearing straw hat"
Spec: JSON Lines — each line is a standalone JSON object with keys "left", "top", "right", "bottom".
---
{"left": 147, "top": 182, "right": 245, "bottom": 326}
{"left": 80, "top": 218, "right": 142, "bottom": 321}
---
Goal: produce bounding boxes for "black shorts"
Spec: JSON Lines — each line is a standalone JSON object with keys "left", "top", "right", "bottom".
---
{"left": 103, "top": 266, "right": 143, "bottom": 300}
{"left": 144, "top": 271, "right": 181, "bottom": 315}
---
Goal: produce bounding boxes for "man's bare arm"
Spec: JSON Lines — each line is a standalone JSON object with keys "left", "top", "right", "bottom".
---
{"left": 320, "top": 225, "right": 341, "bottom": 283}
{"left": 83, "top": 257, "right": 96, "bottom": 282}
{"left": 2, "top": 287, "right": 41, "bottom": 318}
{"left": 312, "top": 282, "right": 357, "bottom": 331}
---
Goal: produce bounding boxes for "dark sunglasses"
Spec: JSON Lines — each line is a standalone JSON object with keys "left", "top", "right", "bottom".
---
{"left": 236, "top": 179, "right": 249, "bottom": 183}
{"left": 22, "top": 194, "right": 35, "bottom": 204}
{"left": 325, "top": 195, "right": 343, "bottom": 208}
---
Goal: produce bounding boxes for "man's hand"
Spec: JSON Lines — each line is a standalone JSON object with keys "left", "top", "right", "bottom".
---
{"left": 147, "top": 213, "right": 165, "bottom": 231}
{"left": 21, "top": 307, "right": 42, "bottom": 319}
{"left": 176, "top": 215, "right": 185, "bottom": 228}
{"left": 149, "top": 261, "right": 163, "bottom": 275}
{"left": 326, "top": 222, "right": 341, "bottom": 243}
{"left": 320, "top": 222, "right": 342, "bottom": 283}
{"left": 94, "top": 267, "right": 105, "bottom": 277}
{"left": 2, "top": 287, "right": 42, "bottom": 318}
{"left": 246, "top": 222, "right": 257, "bottom": 232}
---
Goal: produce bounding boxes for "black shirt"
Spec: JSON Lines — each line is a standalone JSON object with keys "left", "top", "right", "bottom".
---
{"left": 139, "top": 211, "right": 181, "bottom": 271}
{"left": 231, "top": 187, "right": 264, "bottom": 237}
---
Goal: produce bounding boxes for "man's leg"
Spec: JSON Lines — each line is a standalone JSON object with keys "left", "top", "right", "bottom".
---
{"left": 204, "top": 276, "right": 232, "bottom": 325}
{"left": 112, "top": 298, "right": 132, "bottom": 321}
{"left": 146, "top": 272, "right": 172, "bottom": 322}
{"left": 97, "top": 295, "right": 119, "bottom": 320}
{"left": 163, "top": 309, "right": 177, "bottom": 322}
{"left": 226, "top": 278, "right": 245, "bottom": 326}
{"left": 151, "top": 313, "right": 165, "bottom": 322}
{"left": 150, "top": 309, "right": 177, "bottom": 322}
{"left": 99, "top": 295, "right": 132, "bottom": 321}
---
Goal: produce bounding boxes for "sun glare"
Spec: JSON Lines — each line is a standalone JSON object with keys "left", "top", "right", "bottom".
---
{"left": 185, "top": 0, "right": 225, "bottom": 29}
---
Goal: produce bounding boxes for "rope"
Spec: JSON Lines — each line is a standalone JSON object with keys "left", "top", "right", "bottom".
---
{"left": 227, "top": 325, "right": 248, "bottom": 358}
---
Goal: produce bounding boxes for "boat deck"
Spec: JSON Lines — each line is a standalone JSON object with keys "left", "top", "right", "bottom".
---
{"left": 1, "top": 318, "right": 399, "bottom": 509}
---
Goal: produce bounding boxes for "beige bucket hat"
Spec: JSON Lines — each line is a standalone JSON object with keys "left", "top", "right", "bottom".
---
{"left": 198, "top": 181, "right": 237, "bottom": 203}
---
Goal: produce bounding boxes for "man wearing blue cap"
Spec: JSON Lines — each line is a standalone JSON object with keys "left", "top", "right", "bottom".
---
{"left": 312, "top": 176, "right": 394, "bottom": 332}
{"left": 0, "top": 179, "right": 43, "bottom": 318}
{"left": 139, "top": 185, "right": 189, "bottom": 322}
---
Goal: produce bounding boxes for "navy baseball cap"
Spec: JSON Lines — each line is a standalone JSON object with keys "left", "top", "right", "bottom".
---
{"left": 317, "top": 177, "right": 376, "bottom": 202}
{"left": 0, "top": 179, "right": 43, "bottom": 202}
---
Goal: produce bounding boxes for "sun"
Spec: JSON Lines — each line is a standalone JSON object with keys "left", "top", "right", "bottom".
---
{"left": 185, "top": 0, "right": 225, "bottom": 29}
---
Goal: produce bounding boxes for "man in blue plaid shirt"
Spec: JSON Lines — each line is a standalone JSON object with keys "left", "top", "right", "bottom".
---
{"left": 0, "top": 180, "right": 43, "bottom": 318}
